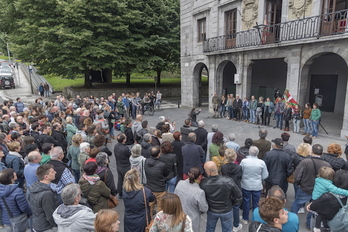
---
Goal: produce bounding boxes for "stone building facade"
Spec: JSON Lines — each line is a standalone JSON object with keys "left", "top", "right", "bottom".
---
{"left": 181, "top": 0, "right": 348, "bottom": 137}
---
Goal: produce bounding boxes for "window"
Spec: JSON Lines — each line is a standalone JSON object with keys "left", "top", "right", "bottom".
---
{"left": 225, "top": 9, "right": 237, "bottom": 38}
{"left": 198, "top": 18, "right": 206, "bottom": 42}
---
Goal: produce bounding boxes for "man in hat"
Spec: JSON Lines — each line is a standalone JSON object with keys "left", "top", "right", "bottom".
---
{"left": 263, "top": 138, "right": 292, "bottom": 194}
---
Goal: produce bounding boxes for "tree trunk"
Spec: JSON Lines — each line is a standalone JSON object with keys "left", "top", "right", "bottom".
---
{"left": 103, "top": 69, "right": 112, "bottom": 83}
{"left": 84, "top": 70, "right": 92, "bottom": 88}
{"left": 156, "top": 69, "right": 161, "bottom": 86}
{"left": 126, "top": 73, "right": 131, "bottom": 86}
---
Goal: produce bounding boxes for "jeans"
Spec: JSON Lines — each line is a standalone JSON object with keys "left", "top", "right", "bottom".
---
{"left": 243, "top": 108, "right": 249, "bottom": 120}
{"left": 131, "top": 105, "right": 137, "bottom": 119}
{"left": 233, "top": 204, "right": 240, "bottom": 227}
{"left": 291, "top": 187, "right": 312, "bottom": 228}
{"left": 303, "top": 119, "right": 311, "bottom": 134}
{"left": 249, "top": 109, "right": 256, "bottom": 123}
{"left": 206, "top": 210, "right": 233, "bottom": 232}
{"left": 72, "top": 169, "right": 80, "bottom": 183}
{"left": 228, "top": 106, "right": 234, "bottom": 119}
{"left": 219, "top": 105, "right": 226, "bottom": 117}
{"left": 275, "top": 113, "right": 283, "bottom": 129}
{"left": 45, "top": 90, "right": 50, "bottom": 97}
{"left": 293, "top": 119, "right": 300, "bottom": 133}
{"left": 242, "top": 189, "right": 261, "bottom": 221}
{"left": 312, "top": 120, "right": 319, "bottom": 137}
{"left": 264, "top": 111, "right": 271, "bottom": 125}
{"left": 166, "top": 176, "right": 177, "bottom": 193}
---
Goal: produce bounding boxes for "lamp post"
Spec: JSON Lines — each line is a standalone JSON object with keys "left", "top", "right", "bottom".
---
{"left": 28, "top": 64, "right": 34, "bottom": 94}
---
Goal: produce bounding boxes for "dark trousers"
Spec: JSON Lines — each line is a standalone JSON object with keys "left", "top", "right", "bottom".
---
{"left": 235, "top": 108, "right": 241, "bottom": 120}
{"left": 264, "top": 112, "right": 271, "bottom": 125}
{"left": 117, "top": 166, "right": 130, "bottom": 196}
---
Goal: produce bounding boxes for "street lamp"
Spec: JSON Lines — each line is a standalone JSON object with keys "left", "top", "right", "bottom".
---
{"left": 28, "top": 64, "right": 34, "bottom": 94}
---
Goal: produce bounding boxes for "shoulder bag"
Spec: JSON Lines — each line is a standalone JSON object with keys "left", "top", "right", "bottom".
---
{"left": 143, "top": 188, "right": 154, "bottom": 232}
{"left": 1, "top": 197, "right": 29, "bottom": 232}
{"left": 327, "top": 194, "right": 348, "bottom": 232}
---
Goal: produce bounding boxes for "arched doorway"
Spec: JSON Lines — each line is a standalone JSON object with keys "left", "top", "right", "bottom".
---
{"left": 217, "top": 61, "right": 237, "bottom": 96}
{"left": 193, "top": 63, "right": 209, "bottom": 107}
{"left": 300, "top": 52, "right": 348, "bottom": 136}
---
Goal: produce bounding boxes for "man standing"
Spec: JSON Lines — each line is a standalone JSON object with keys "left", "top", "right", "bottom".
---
{"left": 113, "top": 133, "right": 131, "bottom": 199}
{"left": 14, "top": 98, "right": 24, "bottom": 113}
{"left": 274, "top": 97, "right": 285, "bottom": 130}
{"left": 212, "top": 92, "right": 219, "bottom": 118}
{"left": 44, "top": 82, "right": 50, "bottom": 97}
{"left": 281, "top": 132, "right": 296, "bottom": 157}
{"left": 233, "top": 95, "right": 243, "bottom": 121}
{"left": 182, "top": 133, "right": 205, "bottom": 179}
{"left": 180, "top": 119, "right": 193, "bottom": 143}
{"left": 28, "top": 164, "right": 58, "bottom": 232}
{"left": 226, "top": 133, "right": 240, "bottom": 152}
{"left": 51, "top": 122, "right": 68, "bottom": 156}
{"left": 291, "top": 144, "right": 331, "bottom": 229}
{"left": 200, "top": 161, "right": 242, "bottom": 232}
{"left": 252, "top": 129, "right": 272, "bottom": 160}
{"left": 47, "top": 146, "right": 75, "bottom": 202}
{"left": 24, "top": 151, "right": 42, "bottom": 188}
{"left": 249, "top": 96, "right": 257, "bottom": 124}
{"left": 144, "top": 146, "right": 169, "bottom": 216}
{"left": 207, "top": 124, "right": 219, "bottom": 161}
{"left": 37, "top": 124, "right": 60, "bottom": 152}
{"left": 194, "top": 120, "right": 208, "bottom": 159}
{"left": 263, "top": 138, "right": 292, "bottom": 194}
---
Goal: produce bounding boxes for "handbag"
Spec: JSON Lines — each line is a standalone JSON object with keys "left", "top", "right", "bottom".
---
{"left": 107, "top": 195, "right": 119, "bottom": 208}
{"left": 1, "top": 197, "right": 29, "bottom": 232}
{"left": 143, "top": 188, "right": 154, "bottom": 232}
{"left": 327, "top": 194, "right": 348, "bottom": 232}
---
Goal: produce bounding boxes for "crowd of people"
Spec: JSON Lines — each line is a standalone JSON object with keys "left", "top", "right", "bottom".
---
{"left": 0, "top": 91, "right": 347, "bottom": 232}
{"left": 211, "top": 92, "right": 322, "bottom": 139}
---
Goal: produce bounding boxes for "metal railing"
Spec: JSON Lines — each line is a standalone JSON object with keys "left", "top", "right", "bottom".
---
{"left": 203, "top": 9, "right": 348, "bottom": 53}
{"left": 20, "top": 64, "right": 53, "bottom": 94}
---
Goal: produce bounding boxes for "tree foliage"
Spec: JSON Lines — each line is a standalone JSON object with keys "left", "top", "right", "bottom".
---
{"left": 1, "top": 0, "right": 180, "bottom": 87}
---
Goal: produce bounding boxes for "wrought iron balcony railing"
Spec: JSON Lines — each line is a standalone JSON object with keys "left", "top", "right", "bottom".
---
{"left": 203, "top": 9, "right": 348, "bottom": 53}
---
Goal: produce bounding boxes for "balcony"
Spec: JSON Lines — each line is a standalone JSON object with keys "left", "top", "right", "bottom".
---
{"left": 203, "top": 9, "right": 348, "bottom": 53}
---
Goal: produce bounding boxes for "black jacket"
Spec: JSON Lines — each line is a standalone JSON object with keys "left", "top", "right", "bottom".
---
{"left": 180, "top": 125, "right": 193, "bottom": 143}
{"left": 310, "top": 192, "right": 347, "bottom": 220}
{"left": 144, "top": 157, "right": 169, "bottom": 192}
{"left": 141, "top": 141, "right": 152, "bottom": 158}
{"left": 51, "top": 130, "right": 67, "bottom": 152}
{"left": 249, "top": 221, "right": 283, "bottom": 232}
{"left": 124, "top": 127, "right": 134, "bottom": 145}
{"left": 95, "top": 167, "right": 117, "bottom": 196}
{"left": 193, "top": 127, "right": 208, "bottom": 152}
{"left": 200, "top": 175, "right": 242, "bottom": 214}
{"left": 221, "top": 163, "right": 242, "bottom": 190}
{"left": 37, "top": 134, "right": 59, "bottom": 151}
{"left": 292, "top": 153, "right": 307, "bottom": 171}
{"left": 172, "top": 140, "right": 184, "bottom": 179}
{"left": 264, "top": 149, "right": 292, "bottom": 189}
{"left": 113, "top": 143, "right": 131, "bottom": 168}
{"left": 322, "top": 153, "right": 345, "bottom": 171}
{"left": 28, "top": 181, "right": 58, "bottom": 232}
{"left": 159, "top": 153, "right": 176, "bottom": 180}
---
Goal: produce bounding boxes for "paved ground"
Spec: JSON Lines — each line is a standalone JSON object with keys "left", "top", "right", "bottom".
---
{"left": 2, "top": 66, "right": 346, "bottom": 231}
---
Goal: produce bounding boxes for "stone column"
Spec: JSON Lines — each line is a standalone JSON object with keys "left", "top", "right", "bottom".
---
{"left": 285, "top": 48, "right": 302, "bottom": 103}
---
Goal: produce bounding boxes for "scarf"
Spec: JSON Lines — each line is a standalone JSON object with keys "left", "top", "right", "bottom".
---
{"left": 82, "top": 174, "right": 100, "bottom": 185}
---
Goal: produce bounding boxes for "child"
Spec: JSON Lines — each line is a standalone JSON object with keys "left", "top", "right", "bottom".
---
{"left": 311, "top": 166, "right": 348, "bottom": 231}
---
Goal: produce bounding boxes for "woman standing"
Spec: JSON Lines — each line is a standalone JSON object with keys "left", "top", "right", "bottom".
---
{"left": 209, "top": 131, "right": 224, "bottom": 160}
{"left": 149, "top": 193, "right": 193, "bottom": 232}
{"left": 159, "top": 141, "right": 177, "bottom": 193}
{"left": 174, "top": 167, "right": 208, "bottom": 232}
{"left": 96, "top": 152, "right": 117, "bottom": 196}
{"left": 123, "top": 169, "right": 155, "bottom": 232}
{"left": 283, "top": 102, "right": 292, "bottom": 131}
{"left": 67, "top": 134, "right": 83, "bottom": 183}
{"left": 95, "top": 209, "right": 120, "bottom": 232}
{"left": 263, "top": 98, "right": 274, "bottom": 126}
{"left": 292, "top": 105, "right": 302, "bottom": 133}
{"left": 189, "top": 108, "right": 201, "bottom": 127}
{"left": 219, "top": 95, "right": 226, "bottom": 118}
{"left": 116, "top": 96, "right": 125, "bottom": 117}
{"left": 322, "top": 143, "right": 346, "bottom": 171}
{"left": 66, "top": 116, "right": 78, "bottom": 145}
{"left": 302, "top": 103, "right": 312, "bottom": 135}
{"left": 129, "top": 144, "right": 147, "bottom": 185}
{"left": 310, "top": 103, "right": 321, "bottom": 139}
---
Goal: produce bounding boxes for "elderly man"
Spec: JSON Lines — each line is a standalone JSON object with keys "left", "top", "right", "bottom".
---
{"left": 53, "top": 184, "right": 95, "bottom": 231}
{"left": 200, "top": 161, "right": 242, "bottom": 232}
{"left": 194, "top": 120, "right": 208, "bottom": 158}
{"left": 24, "top": 151, "right": 42, "bottom": 188}
{"left": 182, "top": 132, "right": 205, "bottom": 179}
{"left": 28, "top": 164, "right": 59, "bottom": 232}
{"left": 252, "top": 129, "right": 272, "bottom": 159}
{"left": 233, "top": 95, "right": 243, "bottom": 121}
{"left": 226, "top": 133, "right": 240, "bottom": 152}
{"left": 47, "top": 146, "right": 75, "bottom": 202}
{"left": 141, "top": 133, "right": 153, "bottom": 158}
{"left": 240, "top": 146, "right": 269, "bottom": 225}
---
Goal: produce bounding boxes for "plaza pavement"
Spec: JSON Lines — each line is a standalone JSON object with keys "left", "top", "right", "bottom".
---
{"left": 2, "top": 66, "right": 346, "bottom": 232}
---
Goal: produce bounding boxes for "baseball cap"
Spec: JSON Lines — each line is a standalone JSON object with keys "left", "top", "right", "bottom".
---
{"left": 272, "top": 138, "right": 284, "bottom": 147}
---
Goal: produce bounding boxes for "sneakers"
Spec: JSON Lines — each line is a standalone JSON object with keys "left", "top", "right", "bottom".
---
{"left": 298, "top": 207, "right": 305, "bottom": 214}
{"left": 233, "top": 224, "right": 243, "bottom": 231}
{"left": 239, "top": 216, "right": 249, "bottom": 225}
{"left": 313, "top": 227, "right": 321, "bottom": 232}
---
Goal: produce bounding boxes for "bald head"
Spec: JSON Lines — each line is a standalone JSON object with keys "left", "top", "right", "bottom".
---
{"left": 28, "top": 151, "right": 42, "bottom": 163}
{"left": 204, "top": 161, "right": 218, "bottom": 176}
{"left": 136, "top": 114, "right": 143, "bottom": 122}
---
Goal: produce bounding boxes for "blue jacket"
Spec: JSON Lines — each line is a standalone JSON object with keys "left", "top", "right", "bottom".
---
{"left": 5, "top": 153, "right": 24, "bottom": 178}
{"left": 14, "top": 101, "right": 25, "bottom": 113}
{"left": 0, "top": 184, "right": 32, "bottom": 225}
{"left": 252, "top": 207, "right": 299, "bottom": 232}
{"left": 312, "top": 177, "right": 348, "bottom": 200}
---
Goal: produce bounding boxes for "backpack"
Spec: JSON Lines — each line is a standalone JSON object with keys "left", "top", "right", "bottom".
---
{"left": 327, "top": 194, "right": 348, "bottom": 232}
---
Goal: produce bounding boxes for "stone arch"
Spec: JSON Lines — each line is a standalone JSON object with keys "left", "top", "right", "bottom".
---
{"left": 216, "top": 60, "right": 237, "bottom": 96}
{"left": 193, "top": 62, "right": 209, "bottom": 107}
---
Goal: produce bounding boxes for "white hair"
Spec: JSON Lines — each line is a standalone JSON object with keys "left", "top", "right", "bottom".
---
{"left": 79, "top": 142, "right": 90, "bottom": 153}
{"left": 198, "top": 120, "right": 205, "bottom": 128}
{"left": 249, "top": 146, "right": 259, "bottom": 157}
{"left": 159, "top": 116, "right": 165, "bottom": 122}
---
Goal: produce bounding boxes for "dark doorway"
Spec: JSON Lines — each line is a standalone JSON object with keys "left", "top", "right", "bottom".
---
{"left": 199, "top": 66, "right": 209, "bottom": 107}
{"left": 309, "top": 75, "right": 338, "bottom": 112}
{"left": 222, "top": 62, "right": 237, "bottom": 95}
{"left": 264, "top": 0, "right": 283, "bottom": 42}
